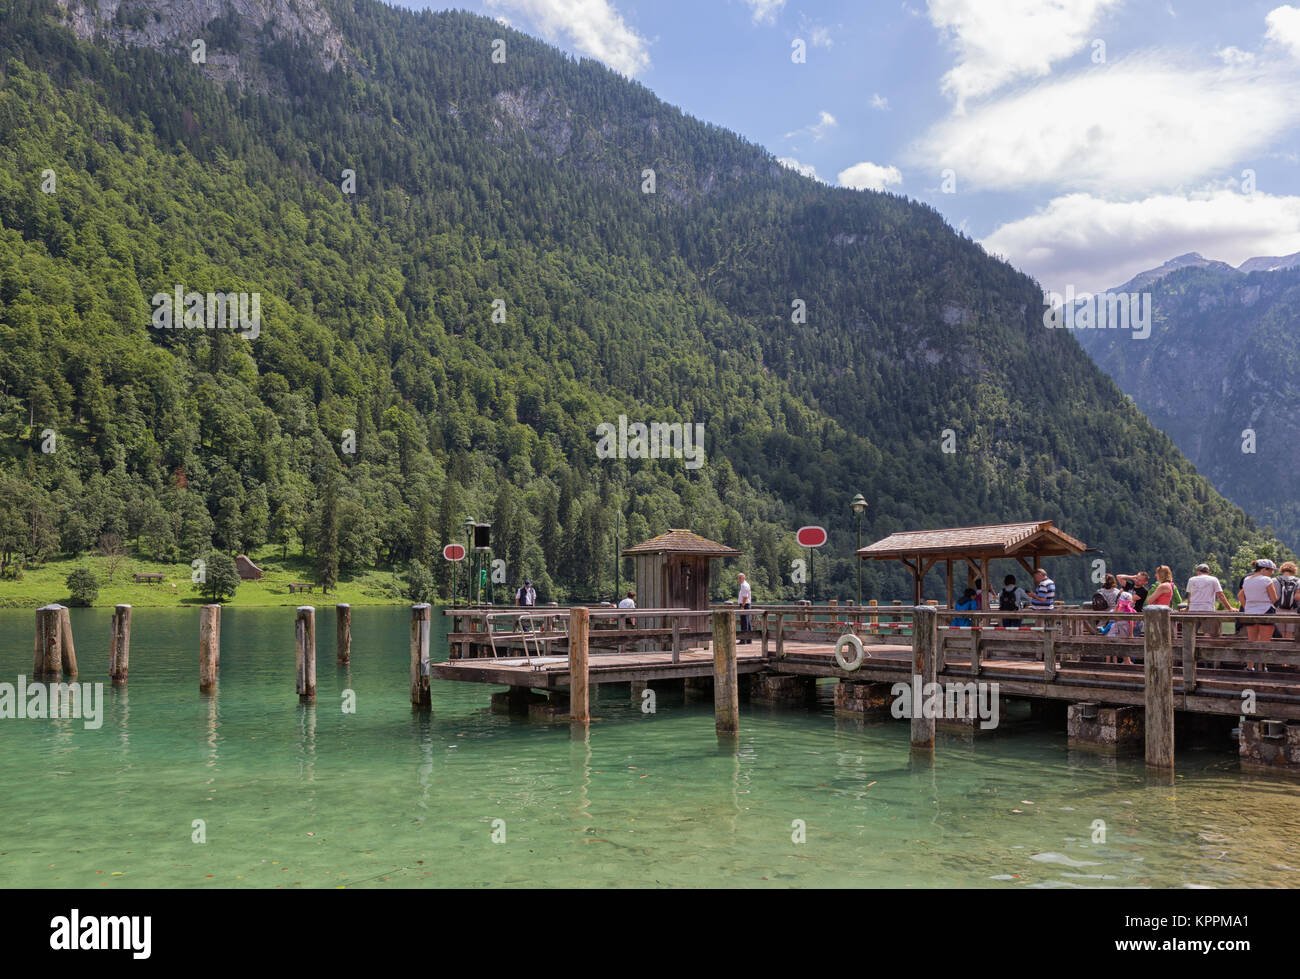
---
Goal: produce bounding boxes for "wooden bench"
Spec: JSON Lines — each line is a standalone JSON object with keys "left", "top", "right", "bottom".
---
{"left": 288, "top": 582, "right": 315, "bottom": 594}
{"left": 133, "top": 573, "right": 164, "bottom": 584}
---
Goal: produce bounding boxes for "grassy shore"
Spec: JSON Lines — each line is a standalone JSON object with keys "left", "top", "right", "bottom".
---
{"left": 0, "top": 547, "right": 420, "bottom": 609}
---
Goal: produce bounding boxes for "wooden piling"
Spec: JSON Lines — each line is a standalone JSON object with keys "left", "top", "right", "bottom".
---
{"left": 35, "top": 605, "right": 62, "bottom": 678}
{"left": 1181, "top": 620, "right": 1197, "bottom": 698}
{"left": 297, "top": 606, "right": 317, "bottom": 703}
{"left": 409, "top": 603, "right": 430, "bottom": 709}
{"left": 1144, "top": 605, "right": 1174, "bottom": 769}
{"left": 199, "top": 604, "right": 221, "bottom": 692}
{"left": 56, "top": 606, "right": 77, "bottom": 676}
{"left": 109, "top": 604, "right": 131, "bottom": 685}
{"left": 711, "top": 608, "right": 739, "bottom": 735}
{"left": 911, "top": 605, "right": 937, "bottom": 749}
{"left": 569, "top": 605, "right": 590, "bottom": 723}
{"left": 336, "top": 603, "right": 351, "bottom": 666}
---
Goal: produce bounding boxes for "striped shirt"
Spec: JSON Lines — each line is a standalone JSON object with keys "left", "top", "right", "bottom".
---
{"left": 1031, "top": 576, "right": 1056, "bottom": 609}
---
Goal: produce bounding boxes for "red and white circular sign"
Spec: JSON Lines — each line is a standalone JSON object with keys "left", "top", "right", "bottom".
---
{"left": 443, "top": 543, "right": 467, "bottom": 562}
{"left": 796, "top": 526, "right": 828, "bottom": 548}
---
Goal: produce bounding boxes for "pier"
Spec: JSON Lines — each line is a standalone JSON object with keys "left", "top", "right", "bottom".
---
{"left": 434, "top": 601, "right": 1300, "bottom": 772}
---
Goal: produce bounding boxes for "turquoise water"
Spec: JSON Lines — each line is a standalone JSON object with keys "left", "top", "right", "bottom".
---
{"left": 2, "top": 605, "right": 1299, "bottom": 888}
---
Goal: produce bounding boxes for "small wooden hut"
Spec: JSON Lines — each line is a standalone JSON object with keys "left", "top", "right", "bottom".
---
{"left": 235, "top": 554, "right": 264, "bottom": 581}
{"left": 622, "top": 529, "right": 741, "bottom": 610}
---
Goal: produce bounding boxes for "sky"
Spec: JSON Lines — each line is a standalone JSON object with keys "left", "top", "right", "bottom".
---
{"left": 397, "top": 0, "right": 1300, "bottom": 294}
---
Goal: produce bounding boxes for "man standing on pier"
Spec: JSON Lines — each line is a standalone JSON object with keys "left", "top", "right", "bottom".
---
{"left": 1030, "top": 568, "right": 1056, "bottom": 610}
{"left": 516, "top": 579, "right": 536, "bottom": 607}
{"left": 738, "top": 573, "right": 753, "bottom": 644}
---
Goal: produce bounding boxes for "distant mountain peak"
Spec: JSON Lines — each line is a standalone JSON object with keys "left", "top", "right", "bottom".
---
{"left": 1238, "top": 251, "right": 1300, "bottom": 273}
{"left": 1114, "top": 252, "right": 1238, "bottom": 293}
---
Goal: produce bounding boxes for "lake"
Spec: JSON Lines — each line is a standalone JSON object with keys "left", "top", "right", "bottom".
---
{"left": 2, "top": 605, "right": 1299, "bottom": 887}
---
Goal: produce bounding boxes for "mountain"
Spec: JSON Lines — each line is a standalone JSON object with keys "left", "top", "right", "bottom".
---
{"left": 1112, "top": 252, "right": 1239, "bottom": 293}
{"left": 0, "top": 0, "right": 1264, "bottom": 602}
{"left": 1076, "top": 257, "right": 1300, "bottom": 551}
{"left": 1238, "top": 252, "right": 1300, "bottom": 274}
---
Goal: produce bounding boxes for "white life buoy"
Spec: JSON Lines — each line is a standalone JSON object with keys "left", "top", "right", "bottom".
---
{"left": 834, "top": 633, "right": 866, "bottom": 671}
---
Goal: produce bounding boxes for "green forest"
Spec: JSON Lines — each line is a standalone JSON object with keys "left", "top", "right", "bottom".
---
{"left": 0, "top": 0, "right": 1286, "bottom": 607}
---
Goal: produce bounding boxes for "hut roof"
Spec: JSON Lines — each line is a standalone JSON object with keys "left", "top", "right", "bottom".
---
{"left": 622, "top": 529, "right": 741, "bottom": 558}
{"left": 856, "top": 521, "right": 1086, "bottom": 561}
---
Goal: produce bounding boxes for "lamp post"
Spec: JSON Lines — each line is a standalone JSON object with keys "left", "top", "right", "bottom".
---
{"left": 463, "top": 516, "right": 476, "bottom": 606}
{"left": 850, "top": 494, "right": 869, "bottom": 608}
{"left": 614, "top": 508, "right": 622, "bottom": 599}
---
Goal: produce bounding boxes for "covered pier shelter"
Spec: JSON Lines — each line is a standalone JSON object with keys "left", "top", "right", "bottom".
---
{"left": 856, "top": 520, "right": 1088, "bottom": 607}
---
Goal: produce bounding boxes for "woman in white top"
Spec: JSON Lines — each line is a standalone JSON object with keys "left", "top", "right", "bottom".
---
{"left": 1238, "top": 560, "right": 1280, "bottom": 667}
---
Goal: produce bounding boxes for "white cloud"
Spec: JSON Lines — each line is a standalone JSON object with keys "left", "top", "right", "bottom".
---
{"left": 1217, "top": 45, "right": 1254, "bottom": 65}
{"left": 981, "top": 190, "right": 1300, "bottom": 294}
{"left": 785, "top": 110, "right": 838, "bottom": 142}
{"left": 778, "top": 157, "right": 822, "bottom": 180}
{"left": 837, "top": 161, "right": 903, "bottom": 191}
{"left": 742, "top": 0, "right": 786, "bottom": 24}
{"left": 913, "top": 54, "right": 1300, "bottom": 193}
{"left": 870, "top": 93, "right": 890, "bottom": 110}
{"left": 486, "top": 0, "right": 650, "bottom": 77}
{"left": 928, "top": 0, "right": 1123, "bottom": 108}
{"left": 1266, "top": 5, "right": 1300, "bottom": 58}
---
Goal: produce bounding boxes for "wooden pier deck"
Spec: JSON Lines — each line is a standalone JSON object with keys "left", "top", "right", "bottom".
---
{"left": 433, "top": 645, "right": 769, "bottom": 688}
{"left": 432, "top": 603, "right": 1300, "bottom": 771}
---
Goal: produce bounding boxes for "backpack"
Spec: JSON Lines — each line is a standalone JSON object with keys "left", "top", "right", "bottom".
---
{"left": 1091, "top": 590, "right": 1109, "bottom": 611}
{"left": 1280, "top": 577, "right": 1300, "bottom": 611}
{"left": 998, "top": 587, "right": 1018, "bottom": 611}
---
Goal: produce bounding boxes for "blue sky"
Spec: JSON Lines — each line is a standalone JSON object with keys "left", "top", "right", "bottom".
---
{"left": 398, "top": 1, "right": 1300, "bottom": 293}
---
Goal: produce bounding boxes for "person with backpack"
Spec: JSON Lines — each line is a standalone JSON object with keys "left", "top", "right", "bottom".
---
{"left": 999, "top": 574, "right": 1028, "bottom": 627}
{"left": 1276, "top": 561, "right": 1300, "bottom": 639}
{"left": 515, "top": 579, "right": 537, "bottom": 607}
{"left": 1092, "top": 574, "right": 1120, "bottom": 635}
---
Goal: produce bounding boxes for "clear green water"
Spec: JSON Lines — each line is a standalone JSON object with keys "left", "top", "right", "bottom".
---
{"left": 2, "top": 606, "right": 1299, "bottom": 888}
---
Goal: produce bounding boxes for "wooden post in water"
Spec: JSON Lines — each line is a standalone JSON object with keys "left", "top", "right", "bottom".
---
{"left": 711, "top": 609, "right": 739, "bottom": 736}
{"left": 57, "top": 606, "right": 77, "bottom": 676}
{"left": 35, "top": 605, "right": 62, "bottom": 678}
{"left": 199, "top": 605, "right": 221, "bottom": 692}
{"left": 911, "top": 605, "right": 937, "bottom": 750}
{"left": 297, "top": 606, "right": 317, "bottom": 703}
{"left": 1144, "top": 605, "right": 1174, "bottom": 769}
{"left": 569, "top": 605, "right": 590, "bottom": 723}
{"left": 109, "top": 604, "right": 131, "bottom": 685}
{"left": 409, "top": 603, "right": 430, "bottom": 709}
{"left": 336, "top": 603, "right": 351, "bottom": 666}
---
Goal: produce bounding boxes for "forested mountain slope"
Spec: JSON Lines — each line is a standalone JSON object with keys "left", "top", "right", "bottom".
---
{"left": 1078, "top": 261, "right": 1300, "bottom": 553}
{"left": 0, "top": 0, "right": 1261, "bottom": 601}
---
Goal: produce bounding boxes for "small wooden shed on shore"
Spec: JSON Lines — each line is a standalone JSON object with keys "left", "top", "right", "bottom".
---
{"left": 235, "top": 554, "right": 264, "bottom": 581}
{"left": 856, "top": 520, "right": 1087, "bottom": 606}
{"left": 622, "top": 529, "right": 741, "bottom": 610}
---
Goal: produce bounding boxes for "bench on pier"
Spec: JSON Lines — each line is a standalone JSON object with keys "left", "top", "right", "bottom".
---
{"left": 132, "top": 573, "right": 164, "bottom": 584}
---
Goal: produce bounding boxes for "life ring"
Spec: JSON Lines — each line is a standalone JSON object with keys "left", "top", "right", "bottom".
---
{"left": 834, "top": 633, "right": 866, "bottom": 671}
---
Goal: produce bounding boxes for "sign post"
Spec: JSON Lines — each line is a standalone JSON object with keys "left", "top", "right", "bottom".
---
{"left": 444, "top": 543, "right": 466, "bottom": 607}
{"left": 796, "top": 526, "right": 828, "bottom": 603}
